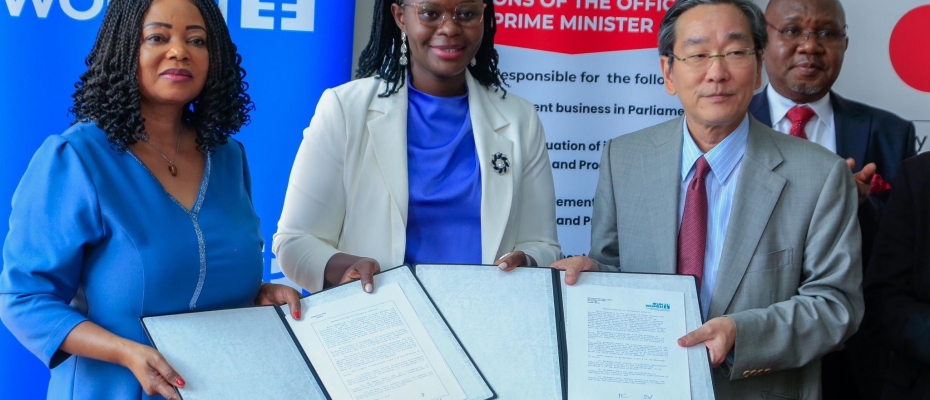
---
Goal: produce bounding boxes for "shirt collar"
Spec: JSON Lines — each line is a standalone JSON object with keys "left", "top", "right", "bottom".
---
{"left": 766, "top": 84, "right": 834, "bottom": 129}
{"left": 681, "top": 114, "right": 749, "bottom": 184}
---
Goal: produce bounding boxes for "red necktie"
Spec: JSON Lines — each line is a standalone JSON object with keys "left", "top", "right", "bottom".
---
{"left": 678, "top": 156, "right": 711, "bottom": 289}
{"left": 786, "top": 105, "right": 816, "bottom": 140}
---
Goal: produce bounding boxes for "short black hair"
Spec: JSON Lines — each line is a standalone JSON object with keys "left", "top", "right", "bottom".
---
{"left": 355, "top": 0, "right": 506, "bottom": 97}
{"left": 658, "top": 0, "right": 767, "bottom": 66}
{"left": 70, "top": 0, "right": 254, "bottom": 153}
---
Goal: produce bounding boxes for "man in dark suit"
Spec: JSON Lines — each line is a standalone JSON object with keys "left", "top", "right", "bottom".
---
{"left": 749, "top": 0, "right": 916, "bottom": 398}
{"left": 864, "top": 152, "right": 930, "bottom": 400}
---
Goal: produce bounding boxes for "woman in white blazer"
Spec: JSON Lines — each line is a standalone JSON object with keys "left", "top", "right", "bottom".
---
{"left": 273, "top": 0, "right": 560, "bottom": 293}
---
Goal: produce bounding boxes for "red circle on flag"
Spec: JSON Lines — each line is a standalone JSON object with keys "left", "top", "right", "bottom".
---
{"left": 890, "top": 5, "right": 930, "bottom": 92}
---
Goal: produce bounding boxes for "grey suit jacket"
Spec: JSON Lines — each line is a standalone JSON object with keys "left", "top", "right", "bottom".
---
{"left": 589, "top": 116, "right": 864, "bottom": 399}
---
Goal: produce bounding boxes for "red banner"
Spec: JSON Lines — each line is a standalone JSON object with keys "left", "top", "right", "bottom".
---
{"left": 494, "top": 0, "right": 676, "bottom": 54}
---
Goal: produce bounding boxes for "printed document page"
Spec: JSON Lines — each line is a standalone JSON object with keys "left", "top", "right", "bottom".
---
{"left": 143, "top": 307, "right": 326, "bottom": 400}
{"left": 564, "top": 284, "right": 691, "bottom": 400}
{"left": 286, "top": 282, "right": 467, "bottom": 400}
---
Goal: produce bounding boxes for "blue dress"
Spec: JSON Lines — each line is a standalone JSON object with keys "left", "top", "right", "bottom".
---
{"left": 403, "top": 85, "right": 482, "bottom": 265}
{"left": 0, "top": 122, "right": 264, "bottom": 399}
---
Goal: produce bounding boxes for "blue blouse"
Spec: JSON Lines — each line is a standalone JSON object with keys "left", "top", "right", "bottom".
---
{"left": 403, "top": 85, "right": 482, "bottom": 265}
{"left": 0, "top": 123, "right": 264, "bottom": 399}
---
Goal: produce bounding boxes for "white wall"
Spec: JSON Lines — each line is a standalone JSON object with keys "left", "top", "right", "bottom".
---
{"left": 352, "top": 0, "right": 374, "bottom": 78}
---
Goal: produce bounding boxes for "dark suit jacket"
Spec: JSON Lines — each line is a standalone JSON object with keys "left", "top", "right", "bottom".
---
{"left": 863, "top": 152, "right": 930, "bottom": 399}
{"left": 749, "top": 90, "right": 916, "bottom": 266}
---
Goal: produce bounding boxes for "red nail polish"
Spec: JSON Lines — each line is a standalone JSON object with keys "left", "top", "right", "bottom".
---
{"left": 176, "top": 377, "right": 185, "bottom": 387}
{"left": 294, "top": 311, "right": 301, "bottom": 320}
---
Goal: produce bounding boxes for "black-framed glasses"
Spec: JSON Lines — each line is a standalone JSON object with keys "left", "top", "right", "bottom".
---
{"left": 766, "top": 22, "right": 848, "bottom": 46}
{"left": 399, "top": 1, "right": 487, "bottom": 28}
{"left": 669, "top": 48, "right": 758, "bottom": 70}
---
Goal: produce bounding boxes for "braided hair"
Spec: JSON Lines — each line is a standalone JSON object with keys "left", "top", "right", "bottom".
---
{"left": 356, "top": 0, "right": 506, "bottom": 97}
{"left": 70, "top": 0, "right": 253, "bottom": 153}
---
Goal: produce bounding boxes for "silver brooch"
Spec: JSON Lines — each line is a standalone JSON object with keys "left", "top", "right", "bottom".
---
{"left": 491, "top": 152, "right": 510, "bottom": 175}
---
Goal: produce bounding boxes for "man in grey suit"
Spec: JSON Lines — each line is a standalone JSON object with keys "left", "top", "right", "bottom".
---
{"left": 753, "top": 2, "right": 914, "bottom": 397}
{"left": 552, "top": 0, "right": 863, "bottom": 398}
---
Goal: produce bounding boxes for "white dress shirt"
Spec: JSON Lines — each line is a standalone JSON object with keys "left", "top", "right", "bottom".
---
{"left": 766, "top": 84, "right": 836, "bottom": 153}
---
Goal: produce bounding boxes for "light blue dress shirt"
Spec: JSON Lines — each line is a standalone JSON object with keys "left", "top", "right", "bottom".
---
{"left": 0, "top": 122, "right": 264, "bottom": 399}
{"left": 679, "top": 115, "right": 749, "bottom": 318}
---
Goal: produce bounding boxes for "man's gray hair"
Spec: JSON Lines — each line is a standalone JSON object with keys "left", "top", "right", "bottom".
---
{"left": 657, "top": 0, "right": 768, "bottom": 65}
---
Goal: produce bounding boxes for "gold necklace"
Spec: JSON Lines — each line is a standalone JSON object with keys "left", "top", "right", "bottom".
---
{"left": 141, "top": 129, "right": 183, "bottom": 176}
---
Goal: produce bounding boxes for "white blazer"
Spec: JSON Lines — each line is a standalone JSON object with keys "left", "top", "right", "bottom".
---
{"left": 273, "top": 72, "right": 561, "bottom": 292}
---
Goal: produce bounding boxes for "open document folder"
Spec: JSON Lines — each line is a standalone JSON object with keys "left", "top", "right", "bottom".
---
{"left": 141, "top": 266, "right": 493, "bottom": 400}
{"left": 414, "top": 264, "right": 716, "bottom": 400}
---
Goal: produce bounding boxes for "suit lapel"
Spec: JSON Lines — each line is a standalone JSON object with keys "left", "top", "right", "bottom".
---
{"left": 467, "top": 73, "right": 514, "bottom": 262}
{"left": 832, "top": 93, "right": 869, "bottom": 170}
{"left": 367, "top": 82, "right": 410, "bottom": 222}
{"left": 749, "top": 91, "right": 773, "bottom": 126}
{"left": 642, "top": 118, "right": 684, "bottom": 274}
{"left": 708, "top": 119, "right": 787, "bottom": 318}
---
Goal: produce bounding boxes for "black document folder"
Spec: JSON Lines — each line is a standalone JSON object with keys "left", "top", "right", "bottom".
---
{"left": 141, "top": 266, "right": 494, "bottom": 400}
{"left": 413, "top": 264, "right": 716, "bottom": 400}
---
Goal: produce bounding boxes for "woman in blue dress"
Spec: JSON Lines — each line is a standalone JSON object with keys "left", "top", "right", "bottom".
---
{"left": 0, "top": 0, "right": 301, "bottom": 398}
{"left": 273, "top": 0, "right": 561, "bottom": 293}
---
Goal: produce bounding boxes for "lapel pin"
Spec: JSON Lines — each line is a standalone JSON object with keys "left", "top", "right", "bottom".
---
{"left": 491, "top": 152, "right": 510, "bottom": 175}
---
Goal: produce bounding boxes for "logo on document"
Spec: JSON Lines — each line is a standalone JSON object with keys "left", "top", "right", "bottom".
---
{"left": 240, "top": 0, "right": 315, "bottom": 31}
{"left": 645, "top": 302, "right": 670, "bottom": 311}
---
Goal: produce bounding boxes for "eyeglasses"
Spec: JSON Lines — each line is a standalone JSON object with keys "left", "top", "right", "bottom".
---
{"left": 399, "top": 1, "right": 487, "bottom": 28}
{"left": 668, "top": 48, "right": 758, "bottom": 70}
{"left": 767, "top": 22, "right": 847, "bottom": 46}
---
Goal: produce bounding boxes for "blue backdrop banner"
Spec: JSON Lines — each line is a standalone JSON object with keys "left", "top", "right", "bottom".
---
{"left": 0, "top": 1, "right": 355, "bottom": 398}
